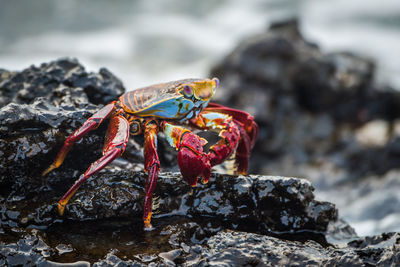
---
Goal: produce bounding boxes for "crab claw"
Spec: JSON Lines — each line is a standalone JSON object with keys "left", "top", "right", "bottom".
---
{"left": 177, "top": 132, "right": 211, "bottom": 186}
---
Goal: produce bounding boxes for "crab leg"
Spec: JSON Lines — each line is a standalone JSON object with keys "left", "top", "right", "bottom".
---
{"left": 42, "top": 102, "right": 117, "bottom": 176}
{"left": 142, "top": 122, "right": 160, "bottom": 229}
{"left": 57, "top": 115, "right": 130, "bottom": 216}
{"left": 163, "top": 122, "right": 211, "bottom": 186}
{"left": 203, "top": 103, "right": 258, "bottom": 174}
{"left": 189, "top": 111, "right": 241, "bottom": 178}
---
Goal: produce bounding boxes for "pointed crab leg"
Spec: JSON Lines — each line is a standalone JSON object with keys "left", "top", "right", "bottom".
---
{"left": 57, "top": 115, "right": 130, "bottom": 216}
{"left": 42, "top": 102, "right": 117, "bottom": 176}
{"left": 203, "top": 102, "right": 258, "bottom": 174}
{"left": 163, "top": 122, "right": 211, "bottom": 186}
{"left": 142, "top": 122, "right": 161, "bottom": 230}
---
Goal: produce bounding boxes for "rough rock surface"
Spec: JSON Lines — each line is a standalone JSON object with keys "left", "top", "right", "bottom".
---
{"left": 211, "top": 19, "right": 400, "bottom": 175}
{"left": 0, "top": 58, "right": 398, "bottom": 266}
{"left": 0, "top": 171, "right": 337, "bottom": 233}
{"left": 0, "top": 58, "right": 144, "bottom": 197}
{"left": 211, "top": 19, "right": 400, "bottom": 236}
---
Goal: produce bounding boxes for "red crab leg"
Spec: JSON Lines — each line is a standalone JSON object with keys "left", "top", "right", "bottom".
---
{"left": 203, "top": 103, "right": 258, "bottom": 174}
{"left": 57, "top": 115, "right": 130, "bottom": 216}
{"left": 189, "top": 111, "right": 240, "bottom": 178}
{"left": 142, "top": 122, "right": 160, "bottom": 230}
{"left": 163, "top": 122, "right": 211, "bottom": 186}
{"left": 42, "top": 102, "right": 117, "bottom": 176}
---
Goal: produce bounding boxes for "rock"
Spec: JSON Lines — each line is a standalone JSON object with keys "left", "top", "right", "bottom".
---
{"left": 212, "top": 19, "right": 376, "bottom": 120}
{"left": 190, "top": 231, "right": 400, "bottom": 266}
{"left": 0, "top": 230, "right": 50, "bottom": 266}
{"left": 0, "top": 58, "right": 398, "bottom": 265}
{"left": 1, "top": 222, "right": 397, "bottom": 266}
{"left": 1, "top": 171, "right": 338, "bottom": 236}
{"left": 0, "top": 58, "right": 124, "bottom": 108}
{"left": 210, "top": 19, "right": 400, "bottom": 173}
{"left": 0, "top": 58, "right": 146, "bottom": 197}
{"left": 210, "top": 18, "right": 400, "bottom": 236}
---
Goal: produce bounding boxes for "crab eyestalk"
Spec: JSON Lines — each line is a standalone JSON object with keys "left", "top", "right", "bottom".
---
{"left": 181, "top": 77, "right": 219, "bottom": 103}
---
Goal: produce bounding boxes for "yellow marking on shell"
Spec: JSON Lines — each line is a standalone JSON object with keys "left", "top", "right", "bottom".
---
{"left": 133, "top": 93, "right": 139, "bottom": 108}
{"left": 187, "top": 79, "right": 216, "bottom": 101}
{"left": 140, "top": 91, "right": 144, "bottom": 106}
{"left": 127, "top": 94, "right": 136, "bottom": 112}
{"left": 120, "top": 95, "right": 125, "bottom": 109}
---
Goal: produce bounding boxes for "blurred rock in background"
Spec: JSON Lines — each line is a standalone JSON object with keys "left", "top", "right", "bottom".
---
{"left": 211, "top": 19, "right": 400, "bottom": 236}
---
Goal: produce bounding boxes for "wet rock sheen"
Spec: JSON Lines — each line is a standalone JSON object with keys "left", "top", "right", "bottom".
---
{"left": 0, "top": 58, "right": 399, "bottom": 265}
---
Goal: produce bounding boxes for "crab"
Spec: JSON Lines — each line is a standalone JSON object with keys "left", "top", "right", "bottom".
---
{"left": 42, "top": 78, "right": 258, "bottom": 229}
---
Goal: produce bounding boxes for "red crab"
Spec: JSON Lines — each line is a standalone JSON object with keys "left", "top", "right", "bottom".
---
{"left": 42, "top": 78, "right": 258, "bottom": 229}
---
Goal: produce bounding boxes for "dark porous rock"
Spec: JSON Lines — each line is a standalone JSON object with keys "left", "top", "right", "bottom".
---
{"left": 0, "top": 167, "right": 347, "bottom": 266}
{"left": 211, "top": 19, "right": 376, "bottom": 121}
{"left": 210, "top": 19, "right": 400, "bottom": 237}
{"left": 1, "top": 58, "right": 398, "bottom": 265}
{"left": 0, "top": 171, "right": 338, "bottom": 240}
{"left": 2, "top": 224, "right": 397, "bottom": 266}
{"left": 210, "top": 19, "right": 400, "bottom": 174}
{"left": 0, "top": 230, "right": 50, "bottom": 266}
{"left": 0, "top": 59, "right": 146, "bottom": 198}
{"left": 189, "top": 231, "right": 400, "bottom": 266}
{"left": 0, "top": 58, "right": 124, "bottom": 108}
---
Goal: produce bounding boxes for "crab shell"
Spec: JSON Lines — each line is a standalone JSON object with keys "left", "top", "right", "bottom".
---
{"left": 118, "top": 78, "right": 219, "bottom": 121}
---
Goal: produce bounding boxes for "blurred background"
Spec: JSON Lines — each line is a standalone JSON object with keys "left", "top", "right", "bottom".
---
{"left": 1, "top": 0, "right": 399, "bottom": 89}
{"left": 1, "top": 0, "right": 400, "bottom": 237}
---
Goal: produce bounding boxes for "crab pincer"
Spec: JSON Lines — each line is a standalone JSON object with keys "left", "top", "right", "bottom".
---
{"left": 177, "top": 132, "right": 211, "bottom": 186}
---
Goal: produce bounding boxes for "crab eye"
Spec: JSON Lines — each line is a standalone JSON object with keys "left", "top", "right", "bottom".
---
{"left": 183, "top": 85, "right": 193, "bottom": 96}
{"left": 212, "top": 77, "right": 220, "bottom": 88}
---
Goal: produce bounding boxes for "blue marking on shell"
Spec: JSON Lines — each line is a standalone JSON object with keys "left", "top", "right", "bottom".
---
{"left": 134, "top": 97, "right": 196, "bottom": 119}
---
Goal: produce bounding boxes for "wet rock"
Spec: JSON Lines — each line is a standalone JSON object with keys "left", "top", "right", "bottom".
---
{"left": 0, "top": 171, "right": 338, "bottom": 238}
{"left": 0, "top": 59, "right": 146, "bottom": 198}
{"left": 0, "top": 58, "right": 124, "bottom": 108}
{"left": 0, "top": 230, "right": 51, "bottom": 266}
{"left": 0, "top": 57, "right": 398, "bottom": 265}
{"left": 2, "top": 227, "right": 397, "bottom": 266}
{"left": 210, "top": 18, "right": 400, "bottom": 236}
{"left": 0, "top": 58, "right": 351, "bottom": 265}
{"left": 0, "top": 60, "right": 339, "bottom": 238}
{"left": 190, "top": 230, "right": 400, "bottom": 266}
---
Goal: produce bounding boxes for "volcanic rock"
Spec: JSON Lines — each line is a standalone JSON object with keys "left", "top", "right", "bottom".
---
{"left": 0, "top": 57, "right": 398, "bottom": 266}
